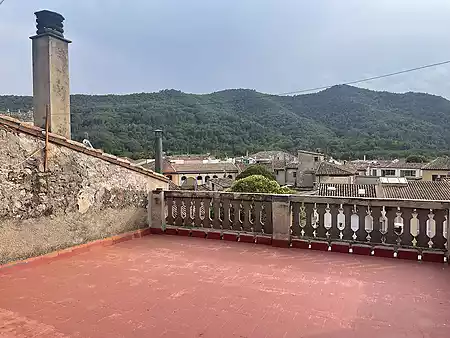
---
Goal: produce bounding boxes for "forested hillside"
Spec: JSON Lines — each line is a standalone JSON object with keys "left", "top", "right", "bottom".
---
{"left": 1, "top": 85, "right": 450, "bottom": 159}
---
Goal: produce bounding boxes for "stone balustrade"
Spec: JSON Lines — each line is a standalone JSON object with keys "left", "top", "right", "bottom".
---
{"left": 149, "top": 190, "right": 450, "bottom": 262}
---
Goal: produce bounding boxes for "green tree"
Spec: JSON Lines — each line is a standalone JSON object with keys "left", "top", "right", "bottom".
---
{"left": 236, "top": 165, "right": 276, "bottom": 181}
{"left": 406, "top": 155, "right": 428, "bottom": 163}
{"left": 229, "top": 175, "right": 292, "bottom": 194}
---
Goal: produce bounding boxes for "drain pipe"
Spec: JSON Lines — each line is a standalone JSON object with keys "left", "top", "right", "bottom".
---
{"left": 154, "top": 129, "right": 163, "bottom": 174}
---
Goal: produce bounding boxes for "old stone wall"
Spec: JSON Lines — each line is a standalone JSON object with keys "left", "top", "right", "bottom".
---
{"left": 0, "top": 126, "right": 167, "bottom": 264}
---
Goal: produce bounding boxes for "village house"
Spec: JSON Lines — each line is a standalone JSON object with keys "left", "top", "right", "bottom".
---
{"left": 366, "top": 159, "right": 423, "bottom": 179}
{"left": 421, "top": 156, "right": 450, "bottom": 181}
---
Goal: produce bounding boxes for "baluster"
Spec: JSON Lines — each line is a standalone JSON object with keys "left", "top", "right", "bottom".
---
{"left": 356, "top": 204, "right": 367, "bottom": 241}
{"left": 323, "top": 204, "right": 333, "bottom": 241}
{"left": 166, "top": 196, "right": 175, "bottom": 225}
{"left": 393, "top": 207, "right": 404, "bottom": 246}
{"left": 291, "top": 202, "right": 300, "bottom": 237}
{"left": 241, "top": 199, "right": 252, "bottom": 232}
{"left": 310, "top": 203, "right": 320, "bottom": 238}
{"left": 432, "top": 209, "right": 446, "bottom": 250}
{"left": 174, "top": 198, "right": 183, "bottom": 226}
{"left": 302, "top": 203, "right": 314, "bottom": 237}
{"left": 379, "top": 206, "right": 388, "bottom": 244}
{"left": 350, "top": 205, "right": 359, "bottom": 241}
{"left": 230, "top": 199, "right": 241, "bottom": 230}
{"left": 188, "top": 199, "right": 195, "bottom": 227}
{"left": 262, "top": 201, "right": 273, "bottom": 234}
{"left": 180, "top": 200, "right": 187, "bottom": 226}
{"left": 222, "top": 196, "right": 232, "bottom": 231}
{"left": 444, "top": 212, "right": 449, "bottom": 250}
{"left": 336, "top": 204, "right": 346, "bottom": 240}
{"left": 426, "top": 209, "right": 437, "bottom": 249}
{"left": 416, "top": 208, "right": 430, "bottom": 249}
{"left": 211, "top": 196, "right": 222, "bottom": 230}
{"left": 400, "top": 208, "right": 413, "bottom": 247}
{"left": 202, "top": 198, "right": 212, "bottom": 229}
{"left": 194, "top": 198, "right": 203, "bottom": 228}
{"left": 315, "top": 203, "right": 327, "bottom": 239}
{"left": 364, "top": 206, "right": 374, "bottom": 242}
{"left": 410, "top": 209, "right": 420, "bottom": 247}
{"left": 385, "top": 206, "right": 398, "bottom": 245}
{"left": 253, "top": 200, "right": 263, "bottom": 233}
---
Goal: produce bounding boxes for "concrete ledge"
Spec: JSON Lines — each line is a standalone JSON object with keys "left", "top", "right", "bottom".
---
{"left": 206, "top": 231, "right": 222, "bottom": 240}
{"left": 291, "top": 239, "right": 309, "bottom": 249}
{"left": 272, "top": 239, "right": 290, "bottom": 248}
{"left": 223, "top": 232, "right": 239, "bottom": 242}
{"left": 331, "top": 242, "right": 350, "bottom": 253}
{"left": 255, "top": 235, "right": 272, "bottom": 245}
{"left": 422, "top": 251, "right": 445, "bottom": 263}
{"left": 177, "top": 228, "right": 191, "bottom": 237}
{"left": 239, "top": 234, "right": 255, "bottom": 244}
{"left": 150, "top": 228, "right": 164, "bottom": 235}
{"left": 310, "top": 241, "right": 329, "bottom": 251}
{"left": 0, "top": 228, "right": 152, "bottom": 274}
{"left": 191, "top": 229, "right": 207, "bottom": 238}
{"left": 397, "top": 248, "right": 419, "bottom": 261}
{"left": 374, "top": 246, "right": 395, "bottom": 258}
{"left": 352, "top": 244, "right": 372, "bottom": 256}
{"left": 165, "top": 228, "right": 178, "bottom": 236}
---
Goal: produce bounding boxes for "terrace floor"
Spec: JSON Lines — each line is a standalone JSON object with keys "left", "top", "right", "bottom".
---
{"left": 1, "top": 235, "right": 449, "bottom": 338}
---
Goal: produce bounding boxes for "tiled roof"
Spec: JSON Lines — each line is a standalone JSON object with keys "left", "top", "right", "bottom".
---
{"left": 315, "top": 162, "right": 356, "bottom": 176}
{"left": 168, "top": 181, "right": 180, "bottom": 190}
{"left": 380, "top": 181, "right": 450, "bottom": 201}
{"left": 318, "top": 184, "right": 377, "bottom": 198}
{"left": 0, "top": 115, "right": 168, "bottom": 182}
{"left": 250, "top": 151, "right": 296, "bottom": 161}
{"left": 141, "top": 159, "right": 176, "bottom": 173}
{"left": 209, "top": 177, "right": 234, "bottom": 189}
{"left": 383, "top": 160, "right": 424, "bottom": 169}
{"left": 170, "top": 162, "right": 238, "bottom": 174}
{"left": 422, "top": 157, "right": 450, "bottom": 170}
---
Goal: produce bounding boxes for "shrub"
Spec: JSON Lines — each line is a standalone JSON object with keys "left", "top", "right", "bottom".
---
{"left": 229, "top": 175, "right": 293, "bottom": 194}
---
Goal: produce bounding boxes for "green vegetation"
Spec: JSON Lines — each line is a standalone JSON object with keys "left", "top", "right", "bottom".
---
{"left": 236, "top": 165, "right": 276, "bottom": 181}
{"left": 2, "top": 85, "right": 450, "bottom": 159}
{"left": 406, "top": 154, "right": 428, "bottom": 163}
{"left": 229, "top": 175, "right": 292, "bottom": 194}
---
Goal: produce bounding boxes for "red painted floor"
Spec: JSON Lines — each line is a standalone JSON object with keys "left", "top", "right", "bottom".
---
{"left": 1, "top": 236, "right": 449, "bottom": 338}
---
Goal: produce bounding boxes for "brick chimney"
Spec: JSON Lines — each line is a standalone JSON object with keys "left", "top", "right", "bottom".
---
{"left": 30, "top": 10, "right": 71, "bottom": 139}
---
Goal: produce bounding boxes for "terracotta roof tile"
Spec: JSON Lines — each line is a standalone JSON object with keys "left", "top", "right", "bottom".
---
{"left": 318, "top": 183, "right": 377, "bottom": 198}
{"left": 422, "top": 157, "right": 450, "bottom": 171}
{"left": 380, "top": 181, "right": 450, "bottom": 201}
{"left": 315, "top": 162, "right": 356, "bottom": 176}
{"left": 171, "top": 162, "right": 238, "bottom": 173}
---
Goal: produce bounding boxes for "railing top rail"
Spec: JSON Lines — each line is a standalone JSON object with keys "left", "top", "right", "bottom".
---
{"left": 162, "top": 190, "right": 450, "bottom": 209}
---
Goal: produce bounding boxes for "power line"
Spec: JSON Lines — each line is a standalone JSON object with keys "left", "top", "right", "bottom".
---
{"left": 278, "top": 60, "right": 450, "bottom": 95}
{"left": 0, "top": 0, "right": 6, "bottom": 6}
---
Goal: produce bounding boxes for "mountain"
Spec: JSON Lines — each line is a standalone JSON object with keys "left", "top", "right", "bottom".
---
{"left": 1, "top": 85, "right": 450, "bottom": 160}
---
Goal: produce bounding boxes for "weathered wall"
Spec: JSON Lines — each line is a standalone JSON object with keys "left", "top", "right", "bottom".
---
{"left": 0, "top": 126, "right": 167, "bottom": 264}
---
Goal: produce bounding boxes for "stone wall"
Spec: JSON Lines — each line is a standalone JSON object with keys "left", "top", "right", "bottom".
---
{"left": 0, "top": 125, "right": 168, "bottom": 264}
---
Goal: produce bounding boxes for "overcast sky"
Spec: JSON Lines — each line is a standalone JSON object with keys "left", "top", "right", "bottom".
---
{"left": 1, "top": 0, "right": 450, "bottom": 98}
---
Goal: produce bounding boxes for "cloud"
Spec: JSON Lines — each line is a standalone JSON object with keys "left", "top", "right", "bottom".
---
{"left": 0, "top": 0, "right": 449, "bottom": 98}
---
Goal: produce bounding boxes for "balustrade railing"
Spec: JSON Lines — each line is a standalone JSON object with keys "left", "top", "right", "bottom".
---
{"left": 156, "top": 190, "right": 449, "bottom": 254}
{"left": 164, "top": 191, "right": 273, "bottom": 234}
{"left": 290, "top": 196, "right": 449, "bottom": 252}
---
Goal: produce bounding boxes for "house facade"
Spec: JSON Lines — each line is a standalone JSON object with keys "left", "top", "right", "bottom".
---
{"left": 366, "top": 160, "right": 423, "bottom": 179}
{"left": 421, "top": 157, "right": 450, "bottom": 181}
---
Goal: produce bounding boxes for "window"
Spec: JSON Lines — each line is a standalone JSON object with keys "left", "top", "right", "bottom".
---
{"left": 314, "top": 156, "right": 319, "bottom": 162}
{"left": 205, "top": 176, "right": 210, "bottom": 182}
{"left": 213, "top": 175, "right": 218, "bottom": 178}
{"left": 381, "top": 169, "right": 395, "bottom": 177}
{"left": 372, "top": 169, "right": 377, "bottom": 176}
{"left": 400, "top": 170, "right": 416, "bottom": 177}
{"left": 197, "top": 176, "right": 203, "bottom": 181}
{"left": 181, "top": 176, "right": 187, "bottom": 181}
{"left": 293, "top": 172, "right": 297, "bottom": 178}
{"left": 432, "top": 175, "right": 439, "bottom": 181}
{"left": 166, "top": 175, "right": 173, "bottom": 181}
{"left": 227, "top": 175, "right": 233, "bottom": 179}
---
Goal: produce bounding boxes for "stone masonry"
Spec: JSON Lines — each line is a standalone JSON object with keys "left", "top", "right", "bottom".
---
{"left": 0, "top": 122, "right": 168, "bottom": 264}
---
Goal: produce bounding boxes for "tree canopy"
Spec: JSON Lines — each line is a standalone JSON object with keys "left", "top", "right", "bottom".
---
{"left": 2, "top": 85, "right": 450, "bottom": 159}
{"left": 235, "top": 165, "right": 276, "bottom": 181}
{"left": 229, "top": 175, "right": 292, "bottom": 194}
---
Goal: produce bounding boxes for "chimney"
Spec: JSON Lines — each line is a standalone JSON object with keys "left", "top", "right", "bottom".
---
{"left": 30, "top": 10, "right": 71, "bottom": 138}
{"left": 154, "top": 130, "right": 163, "bottom": 174}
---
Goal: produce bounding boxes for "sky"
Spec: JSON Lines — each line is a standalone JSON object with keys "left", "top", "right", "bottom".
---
{"left": 1, "top": 0, "right": 450, "bottom": 98}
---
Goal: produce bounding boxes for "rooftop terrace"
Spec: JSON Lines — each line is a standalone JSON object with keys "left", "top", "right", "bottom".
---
{"left": 1, "top": 235, "right": 449, "bottom": 338}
